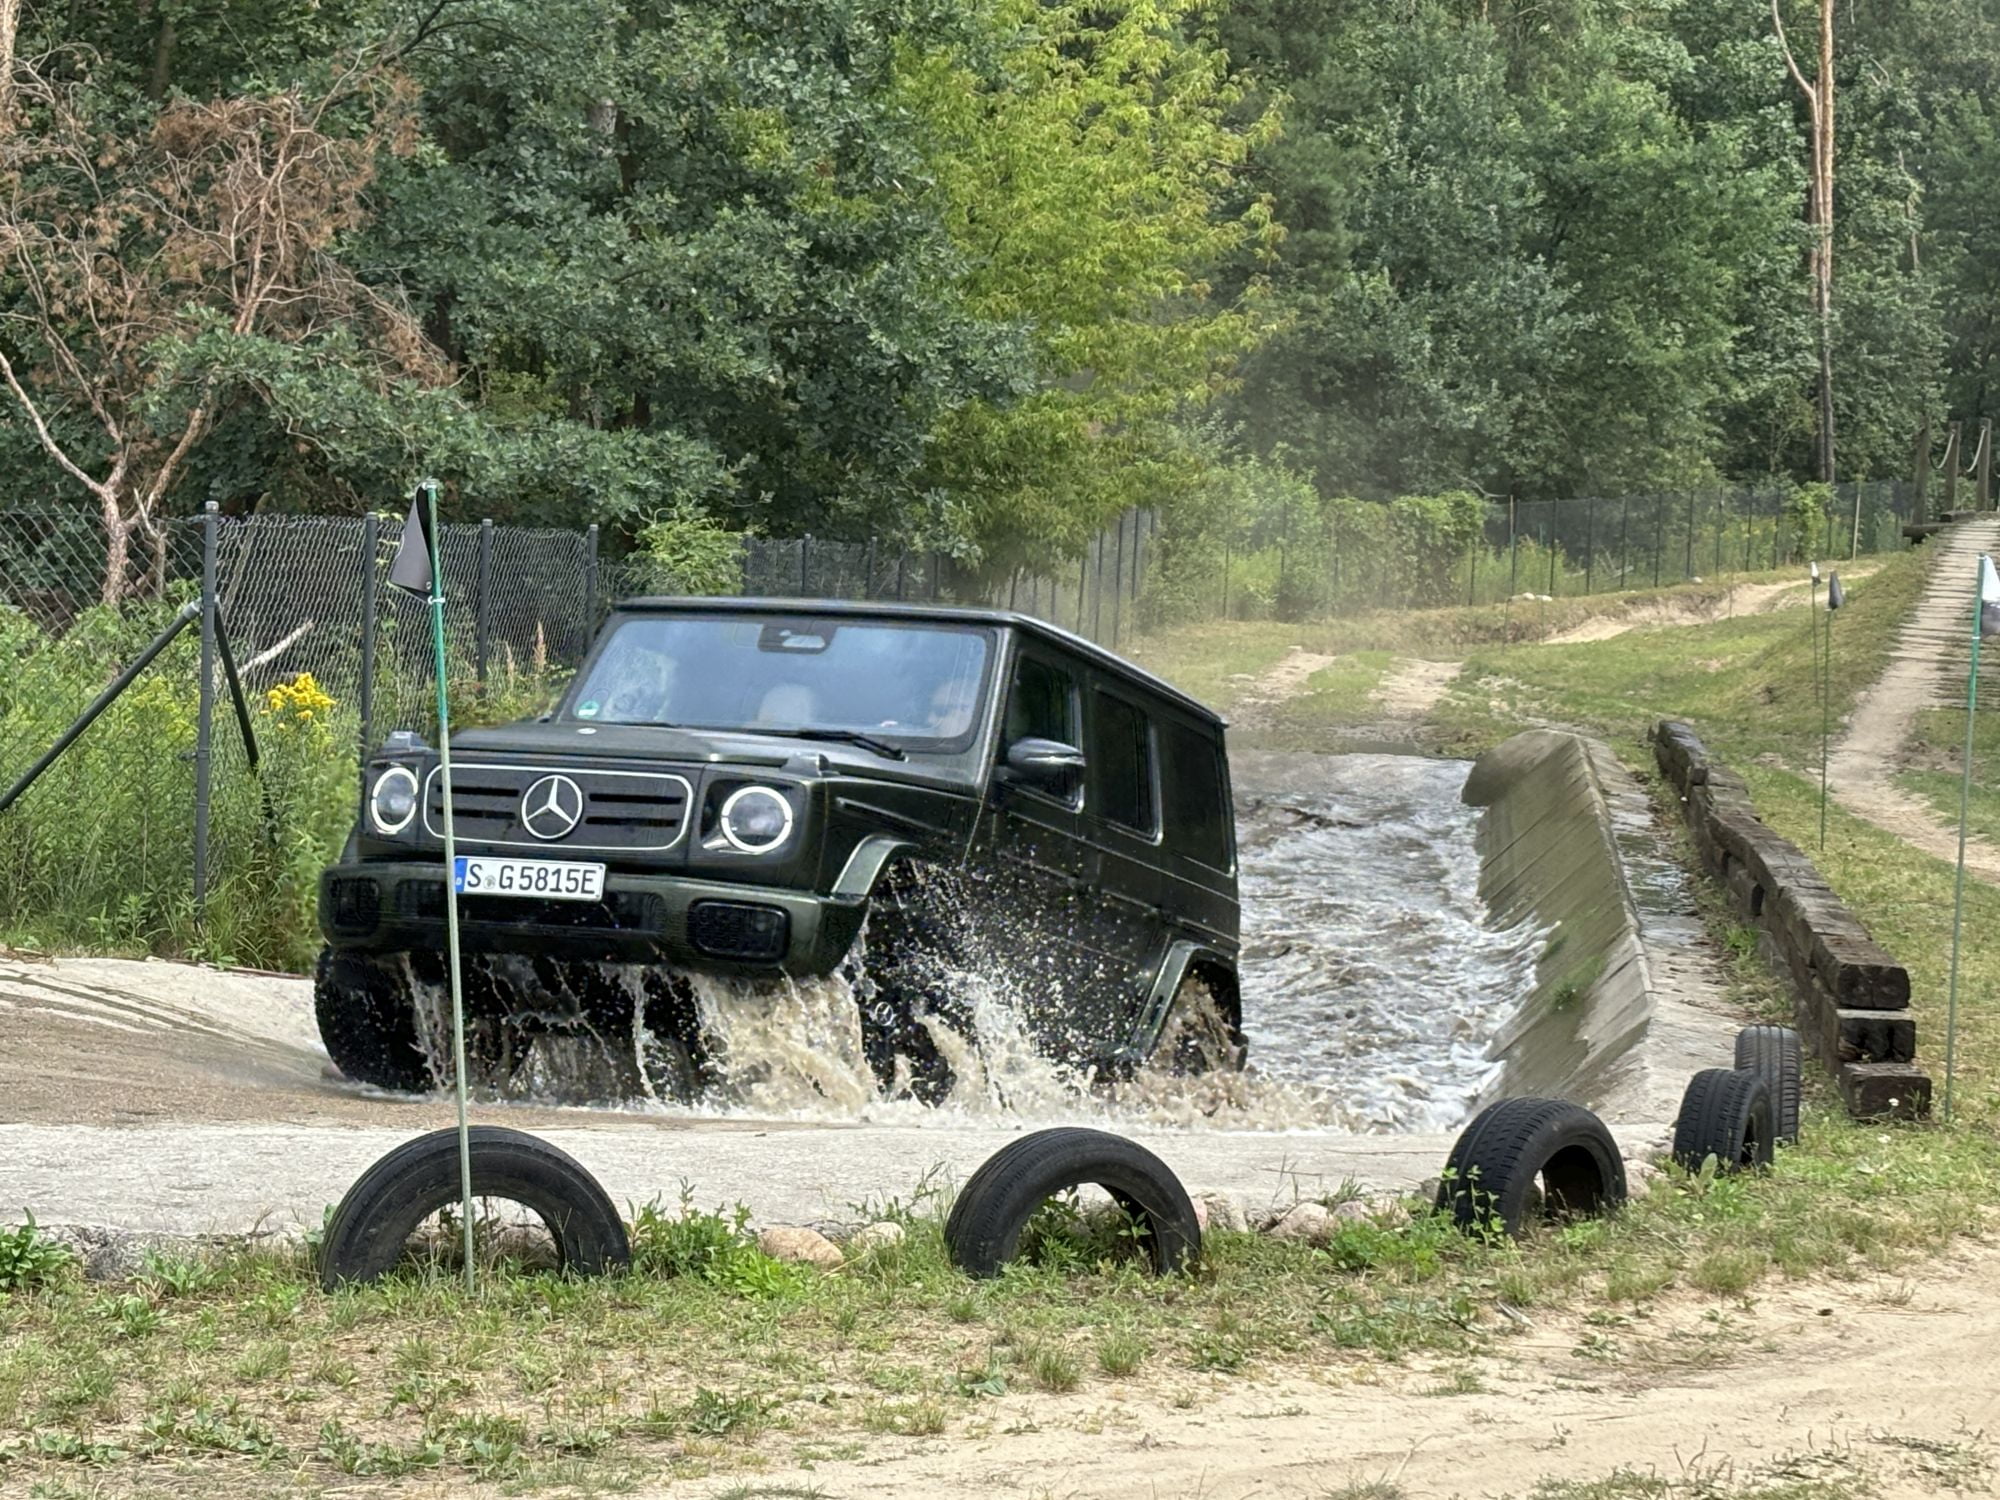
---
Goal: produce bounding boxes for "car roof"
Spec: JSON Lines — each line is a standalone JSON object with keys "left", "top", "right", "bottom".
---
{"left": 613, "top": 595, "right": 1227, "bottom": 727}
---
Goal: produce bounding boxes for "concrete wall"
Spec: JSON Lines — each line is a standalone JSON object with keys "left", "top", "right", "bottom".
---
{"left": 1461, "top": 730, "right": 1735, "bottom": 1125}
{"left": 1652, "top": 720, "right": 1930, "bottom": 1118}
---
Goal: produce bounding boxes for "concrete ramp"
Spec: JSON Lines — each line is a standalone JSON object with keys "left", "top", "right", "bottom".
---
{"left": 1463, "top": 730, "right": 1739, "bottom": 1127}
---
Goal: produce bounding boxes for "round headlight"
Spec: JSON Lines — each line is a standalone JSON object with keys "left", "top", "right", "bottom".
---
{"left": 370, "top": 765, "right": 420, "bottom": 836}
{"left": 719, "top": 785, "right": 794, "bottom": 854}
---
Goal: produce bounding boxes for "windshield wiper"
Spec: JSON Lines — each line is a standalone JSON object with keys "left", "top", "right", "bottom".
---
{"left": 768, "top": 726, "right": 909, "bottom": 760}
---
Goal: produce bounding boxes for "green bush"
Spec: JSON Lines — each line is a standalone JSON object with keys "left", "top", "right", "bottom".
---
{"left": 0, "top": 1213, "right": 73, "bottom": 1294}
{"left": 632, "top": 503, "right": 748, "bottom": 596}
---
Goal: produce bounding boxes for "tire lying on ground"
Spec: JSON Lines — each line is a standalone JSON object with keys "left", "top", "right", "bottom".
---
{"left": 1434, "top": 1097, "right": 1628, "bottom": 1238}
{"left": 319, "top": 1126, "right": 630, "bottom": 1289}
{"left": 944, "top": 1127, "right": 1201, "bottom": 1279}
{"left": 1733, "top": 1024, "right": 1803, "bottom": 1144}
{"left": 1671, "top": 1067, "right": 1775, "bottom": 1175}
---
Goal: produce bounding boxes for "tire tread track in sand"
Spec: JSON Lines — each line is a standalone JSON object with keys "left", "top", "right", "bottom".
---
{"left": 1828, "top": 516, "right": 2000, "bottom": 881}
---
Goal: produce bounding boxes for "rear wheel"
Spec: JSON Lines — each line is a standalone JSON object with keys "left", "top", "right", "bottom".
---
{"left": 314, "top": 947, "right": 433, "bottom": 1094}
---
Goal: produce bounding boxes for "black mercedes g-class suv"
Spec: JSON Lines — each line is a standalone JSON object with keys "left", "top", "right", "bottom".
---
{"left": 315, "top": 599, "right": 1243, "bottom": 1104}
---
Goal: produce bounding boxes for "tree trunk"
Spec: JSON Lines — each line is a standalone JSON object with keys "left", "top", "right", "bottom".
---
{"left": 1814, "top": 0, "right": 1835, "bottom": 486}
{"left": 100, "top": 495, "right": 135, "bottom": 607}
{"left": 0, "top": 0, "right": 19, "bottom": 133}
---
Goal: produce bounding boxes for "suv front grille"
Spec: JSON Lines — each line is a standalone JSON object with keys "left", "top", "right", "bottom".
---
{"left": 422, "top": 764, "right": 692, "bottom": 851}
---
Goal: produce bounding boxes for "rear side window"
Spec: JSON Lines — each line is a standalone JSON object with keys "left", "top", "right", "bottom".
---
{"left": 1162, "top": 721, "right": 1230, "bottom": 868}
{"left": 1006, "top": 656, "right": 1078, "bottom": 746}
{"left": 1093, "top": 692, "right": 1155, "bottom": 834}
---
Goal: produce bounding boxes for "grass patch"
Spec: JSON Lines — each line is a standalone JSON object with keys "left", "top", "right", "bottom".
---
{"left": 1127, "top": 571, "right": 1842, "bottom": 727}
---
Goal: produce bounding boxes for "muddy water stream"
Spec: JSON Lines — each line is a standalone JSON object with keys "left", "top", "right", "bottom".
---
{"left": 415, "top": 752, "right": 1543, "bottom": 1136}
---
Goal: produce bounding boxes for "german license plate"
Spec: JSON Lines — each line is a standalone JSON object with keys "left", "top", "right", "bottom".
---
{"left": 454, "top": 857, "right": 606, "bottom": 902}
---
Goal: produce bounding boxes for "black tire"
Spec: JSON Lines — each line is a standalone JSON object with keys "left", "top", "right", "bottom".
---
{"left": 1435, "top": 1097, "right": 1627, "bottom": 1237}
{"left": 1733, "top": 1025, "right": 1802, "bottom": 1144}
{"left": 1671, "top": 1068, "right": 1775, "bottom": 1174}
{"left": 315, "top": 947, "right": 432, "bottom": 1094}
{"left": 859, "top": 867, "right": 971, "bottom": 1106}
{"left": 944, "top": 1127, "right": 1201, "bottom": 1279}
{"left": 318, "top": 1126, "right": 631, "bottom": 1289}
{"left": 1147, "top": 974, "right": 1247, "bottom": 1076}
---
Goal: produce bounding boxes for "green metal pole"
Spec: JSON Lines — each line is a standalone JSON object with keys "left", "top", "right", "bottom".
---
{"left": 1820, "top": 599, "right": 1832, "bottom": 851}
{"left": 423, "top": 479, "right": 478, "bottom": 1288}
{"left": 1944, "top": 573, "right": 1983, "bottom": 1125}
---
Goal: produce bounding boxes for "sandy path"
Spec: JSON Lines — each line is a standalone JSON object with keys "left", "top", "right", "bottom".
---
{"left": 1373, "top": 656, "right": 1462, "bottom": 718}
{"left": 673, "top": 1244, "right": 2000, "bottom": 1500}
{"left": 1828, "top": 517, "right": 2000, "bottom": 880}
{"left": 1545, "top": 566, "right": 1883, "bottom": 646}
{"left": 1232, "top": 646, "right": 1340, "bottom": 729}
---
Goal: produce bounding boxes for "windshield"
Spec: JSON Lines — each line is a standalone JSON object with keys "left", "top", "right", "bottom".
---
{"left": 569, "top": 614, "right": 993, "bottom": 750}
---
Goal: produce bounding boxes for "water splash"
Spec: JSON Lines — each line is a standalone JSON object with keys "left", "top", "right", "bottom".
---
{"left": 401, "top": 752, "right": 1542, "bottom": 1135}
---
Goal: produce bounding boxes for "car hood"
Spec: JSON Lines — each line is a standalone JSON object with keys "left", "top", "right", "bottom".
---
{"left": 446, "top": 719, "right": 984, "bottom": 789}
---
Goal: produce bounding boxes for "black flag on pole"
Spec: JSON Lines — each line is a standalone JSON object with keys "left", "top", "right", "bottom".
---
{"left": 1827, "top": 572, "right": 1845, "bottom": 610}
{"left": 388, "top": 485, "right": 437, "bottom": 597}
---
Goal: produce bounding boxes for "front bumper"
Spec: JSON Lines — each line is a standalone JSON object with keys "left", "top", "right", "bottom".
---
{"left": 318, "top": 860, "right": 867, "bottom": 977}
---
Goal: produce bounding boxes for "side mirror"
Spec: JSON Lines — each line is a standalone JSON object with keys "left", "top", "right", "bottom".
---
{"left": 1004, "top": 737, "right": 1086, "bottom": 790}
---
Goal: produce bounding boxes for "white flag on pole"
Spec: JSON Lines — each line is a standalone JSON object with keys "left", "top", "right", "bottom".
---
{"left": 1980, "top": 554, "right": 2000, "bottom": 638}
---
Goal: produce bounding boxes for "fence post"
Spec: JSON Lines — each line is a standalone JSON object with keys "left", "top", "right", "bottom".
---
{"left": 193, "top": 502, "right": 219, "bottom": 916}
{"left": 1911, "top": 419, "right": 1932, "bottom": 525}
{"left": 1583, "top": 497, "right": 1594, "bottom": 594}
{"left": 1091, "top": 532, "right": 1105, "bottom": 640}
{"left": 583, "top": 523, "right": 600, "bottom": 634}
{"left": 897, "top": 554, "right": 907, "bottom": 602}
{"left": 1651, "top": 496, "right": 1662, "bottom": 588}
{"left": 1618, "top": 495, "right": 1630, "bottom": 587}
{"left": 1222, "top": 539, "right": 1231, "bottom": 620}
{"left": 476, "top": 518, "right": 493, "bottom": 691}
{"left": 1715, "top": 494, "right": 1724, "bottom": 576}
{"left": 865, "top": 539, "right": 877, "bottom": 600}
{"left": 800, "top": 536, "right": 812, "bottom": 596}
{"left": 1509, "top": 499, "right": 1520, "bottom": 597}
{"left": 1684, "top": 490, "right": 1696, "bottom": 578}
{"left": 1077, "top": 553, "right": 1087, "bottom": 633}
{"left": 1945, "top": 422, "right": 1963, "bottom": 514}
{"left": 1008, "top": 569, "right": 1019, "bottom": 612}
{"left": 358, "top": 512, "right": 379, "bottom": 798}
{"left": 1980, "top": 419, "right": 1994, "bottom": 511}
{"left": 931, "top": 550, "right": 942, "bottom": 603}
{"left": 1467, "top": 535, "right": 1478, "bottom": 607}
{"left": 1111, "top": 512, "right": 1126, "bottom": 648}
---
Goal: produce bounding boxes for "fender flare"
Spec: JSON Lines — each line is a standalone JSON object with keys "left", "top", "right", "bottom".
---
{"left": 831, "top": 834, "right": 923, "bottom": 900}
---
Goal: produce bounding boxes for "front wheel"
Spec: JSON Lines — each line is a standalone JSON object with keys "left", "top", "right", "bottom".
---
{"left": 314, "top": 948, "right": 433, "bottom": 1094}
{"left": 1146, "top": 974, "right": 1245, "bottom": 1076}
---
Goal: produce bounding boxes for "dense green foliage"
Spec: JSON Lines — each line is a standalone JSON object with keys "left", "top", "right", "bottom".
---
{"left": 4, "top": 1, "right": 1998, "bottom": 563}
{"left": 1215, "top": 0, "right": 2000, "bottom": 501}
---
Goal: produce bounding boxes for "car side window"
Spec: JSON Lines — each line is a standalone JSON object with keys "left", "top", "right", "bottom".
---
{"left": 1092, "top": 691, "right": 1156, "bottom": 835}
{"left": 1006, "top": 655, "right": 1078, "bottom": 746}
{"left": 1005, "top": 654, "right": 1082, "bottom": 804}
{"left": 1162, "top": 720, "right": 1230, "bottom": 868}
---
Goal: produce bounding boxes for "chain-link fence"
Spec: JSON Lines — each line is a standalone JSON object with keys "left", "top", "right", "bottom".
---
{"left": 0, "top": 479, "right": 1944, "bottom": 963}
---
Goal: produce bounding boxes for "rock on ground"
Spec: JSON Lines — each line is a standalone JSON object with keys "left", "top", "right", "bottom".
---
{"left": 758, "top": 1226, "right": 844, "bottom": 1270}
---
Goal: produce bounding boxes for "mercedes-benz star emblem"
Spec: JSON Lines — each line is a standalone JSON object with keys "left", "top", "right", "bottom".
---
{"left": 520, "top": 774, "right": 585, "bottom": 840}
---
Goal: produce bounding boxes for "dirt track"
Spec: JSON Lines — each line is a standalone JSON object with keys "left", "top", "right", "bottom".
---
{"left": 673, "top": 1243, "right": 2000, "bottom": 1499}
{"left": 1828, "top": 517, "right": 2000, "bottom": 880}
